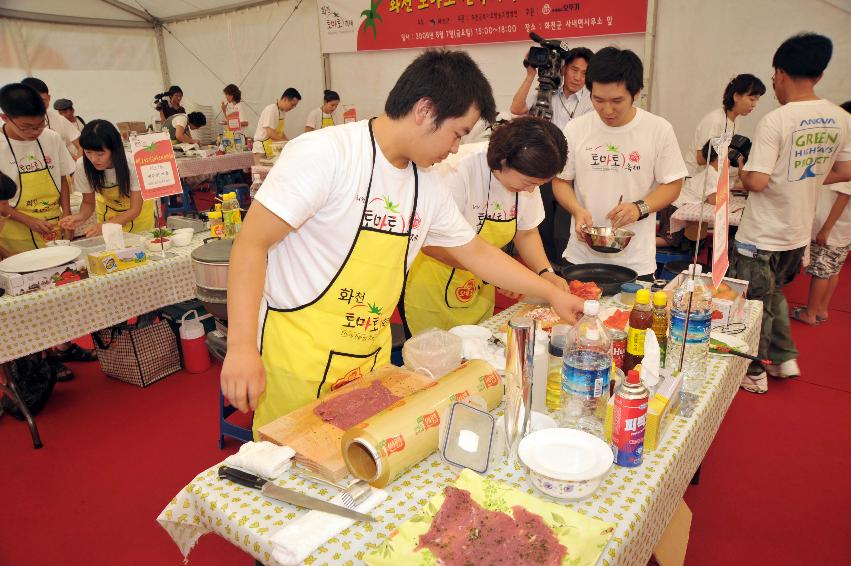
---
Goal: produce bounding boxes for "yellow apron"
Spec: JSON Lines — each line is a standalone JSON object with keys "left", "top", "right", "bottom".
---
{"left": 261, "top": 111, "right": 285, "bottom": 158}
{"left": 321, "top": 114, "right": 335, "bottom": 129}
{"left": 95, "top": 184, "right": 156, "bottom": 234}
{"left": 0, "top": 128, "right": 61, "bottom": 253}
{"left": 255, "top": 119, "right": 419, "bottom": 434}
{"left": 402, "top": 177, "right": 517, "bottom": 336}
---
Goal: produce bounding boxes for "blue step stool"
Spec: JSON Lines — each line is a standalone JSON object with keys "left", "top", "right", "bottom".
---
{"left": 162, "top": 179, "right": 198, "bottom": 219}
{"left": 655, "top": 247, "right": 692, "bottom": 278}
{"left": 219, "top": 392, "right": 253, "bottom": 448}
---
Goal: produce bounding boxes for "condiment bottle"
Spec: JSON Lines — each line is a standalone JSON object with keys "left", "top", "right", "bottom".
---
{"left": 651, "top": 291, "right": 669, "bottom": 368}
{"left": 545, "top": 324, "right": 571, "bottom": 413}
{"left": 623, "top": 289, "right": 652, "bottom": 372}
{"left": 208, "top": 210, "right": 225, "bottom": 239}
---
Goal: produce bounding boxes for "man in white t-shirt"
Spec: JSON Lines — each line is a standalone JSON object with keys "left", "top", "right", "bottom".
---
{"left": 553, "top": 47, "right": 687, "bottom": 277}
{"left": 20, "top": 77, "right": 81, "bottom": 159}
{"left": 511, "top": 46, "right": 595, "bottom": 264}
{"left": 733, "top": 33, "right": 851, "bottom": 393}
{"left": 163, "top": 112, "right": 207, "bottom": 145}
{"left": 221, "top": 51, "right": 585, "bottom": 433}
{"left": 252, "top": 88, "right": 301, "bottom": 157}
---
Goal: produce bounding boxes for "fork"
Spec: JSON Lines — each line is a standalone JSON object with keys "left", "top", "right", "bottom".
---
{"left": 296, "top": 471, "right": 372, "bottom": 509}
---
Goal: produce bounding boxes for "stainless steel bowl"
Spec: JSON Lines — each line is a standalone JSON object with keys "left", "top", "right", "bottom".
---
{"left": 580, "top": 225, "right": 634, "bottom": 254}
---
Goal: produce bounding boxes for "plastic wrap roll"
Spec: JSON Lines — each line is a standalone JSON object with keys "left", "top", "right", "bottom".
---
{"left": 342, "top": 360, "right": 503, "bottom": 487}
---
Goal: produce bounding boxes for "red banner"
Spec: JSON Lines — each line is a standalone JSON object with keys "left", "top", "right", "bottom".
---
{"left": 712, "top": 149, "right": 731, "bottom": 290}
{"left": 321, "top": 1, "right": 647, "bottom": 53}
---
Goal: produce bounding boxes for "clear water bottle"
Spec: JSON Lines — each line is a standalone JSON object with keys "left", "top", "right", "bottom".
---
{"left": 249, "top": 173, "right": 262, "bottom": 199}
{"left": 667, "top": 264, "right": 713, "bottom": 390}
{"left": 560, "top": 300, "right": 612, "bottom": 439}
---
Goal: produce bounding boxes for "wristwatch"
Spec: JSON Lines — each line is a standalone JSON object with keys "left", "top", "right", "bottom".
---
{"left": 633, "top": 199, "right": 651, "bottom": 221}
{"left": 538, "top": 267, "right": 555, "bottom": 276}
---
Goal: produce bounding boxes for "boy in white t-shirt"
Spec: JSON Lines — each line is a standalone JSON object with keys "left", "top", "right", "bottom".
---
{"left": 734, "top": 34, "right": 851, "bottom": 393}
{"left": 20, "top": 77, "right": 81, "bottom": 159}
{"left": 553, "top": 47, "right": 687, "bottom": 277}
{"left": 220, "top": 51, "right": 585, "bottom": 433}
{"left": 252, "top": 88, "right": 301, "bottom": 158}
{"left": 791, "top": 101, "right": 851, "bottom": 327}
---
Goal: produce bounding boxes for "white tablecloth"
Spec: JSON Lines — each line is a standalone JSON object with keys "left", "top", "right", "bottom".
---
{"left": 158, "top": 299, "right": 762, "bottom": 566}
{"left": 0, "top": 234, "right": 207, "bottom": 364}
{"left": 669, "top": 195, "right": 747, "bottom": 234}
{"left": 176, "top": 152, "right": 254, "bottom": 178}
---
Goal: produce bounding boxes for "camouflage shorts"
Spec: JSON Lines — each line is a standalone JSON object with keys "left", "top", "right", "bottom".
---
{"left": 806, "top": 241, "right": 850, "bottom": 279}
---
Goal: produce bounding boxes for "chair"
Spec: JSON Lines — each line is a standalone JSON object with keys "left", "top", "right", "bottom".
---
{"left": 219, "top": 392, "right": 253, "bottom": 448}
{"left": 162, "top": 179, "right": 198, "bottom": 219}
{"left": 660, "top": 259, "right": 694, "bottom": 281}
{"left": 655, "top": 246, "right": 692, "bottom": 278}
{"left": 214, "top": 172, "right": 251, "bottom": 209}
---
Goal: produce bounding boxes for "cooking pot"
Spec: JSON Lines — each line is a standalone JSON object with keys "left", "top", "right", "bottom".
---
{"left": 191, "top": 238, "right": 232, "bottom": 320}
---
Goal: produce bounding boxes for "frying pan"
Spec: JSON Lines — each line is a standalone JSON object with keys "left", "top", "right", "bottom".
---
{"left": 558, "top": 263, "right": 638, "bottom": 296}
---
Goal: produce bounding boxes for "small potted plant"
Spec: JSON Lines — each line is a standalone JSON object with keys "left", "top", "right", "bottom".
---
{"left": 146, "top": 228, "right": 174, "bottom": 251}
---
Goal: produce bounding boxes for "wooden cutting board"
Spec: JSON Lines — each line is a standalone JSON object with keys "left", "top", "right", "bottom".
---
{"left": 257, "top": 365, "right": 435, "bottom": 481}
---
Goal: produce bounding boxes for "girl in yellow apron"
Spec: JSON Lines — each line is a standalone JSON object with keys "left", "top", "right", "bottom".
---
{"left": 304, "top": 90, "right": 341, "bottom": 133}
{"left": 254, "top": 119, "right": 418, "bottom": 432}
{"left": 401, "top": 117, "right": 572, "bottom": 336}
{"left": 59, "top": 120, "right": 154, "bottom": 236}
{"left": 0, "top": 126, "right": 65, "bottom": 253}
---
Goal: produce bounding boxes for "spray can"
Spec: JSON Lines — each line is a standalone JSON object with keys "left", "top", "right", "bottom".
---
{"left": 611, "top": 369, "right": 649, "bottom": 467}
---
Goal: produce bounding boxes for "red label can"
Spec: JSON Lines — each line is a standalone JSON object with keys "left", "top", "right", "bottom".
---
{"left": 612, "top": 393, "right": 648, "bottom": 467}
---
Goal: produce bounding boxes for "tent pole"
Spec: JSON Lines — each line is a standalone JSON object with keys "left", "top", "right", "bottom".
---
{"left": 155, "top": 25, "right": 171, "bottom": 90}
{"left": 641, "top": 0, "right": 660, "bottom": 111}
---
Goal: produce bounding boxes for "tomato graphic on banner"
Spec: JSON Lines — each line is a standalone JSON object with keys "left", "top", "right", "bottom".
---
{"left": 130, "top": 132, "right": 183, "bottom": 200}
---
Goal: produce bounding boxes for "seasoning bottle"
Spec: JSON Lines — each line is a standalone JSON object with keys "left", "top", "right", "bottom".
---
{"left": 545, "top": 324, "right": 571, "bottom": 413}
{"left": 208, "top": 210, "right": 225, "bottom": 239}
{"left": 623, "top": 289, "right": 652, "bottom": 372}
{"left": 651, "top": 291, "right": 669, "bottom": 368}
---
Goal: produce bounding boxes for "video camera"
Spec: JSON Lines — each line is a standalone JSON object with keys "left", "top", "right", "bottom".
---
{"left": 524, "top": 32, "right": 569, "bottom": 122}
{"left": 153, "top": 91, "right": 171, "bottom": 111}
{"left": 728, "top": 134, "right": 752, "bottom": 167}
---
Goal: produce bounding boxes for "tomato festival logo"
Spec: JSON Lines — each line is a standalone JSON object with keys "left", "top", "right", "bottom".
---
{"left": 380, "top": 433, "right": 406, "bottom": 457}
{"left": 417, "top": 410, "right": 441, "bottom": 432}
{"left": 482, "top": 372, "right": 500, "bottom": 389}
{"left": 588, "top": 143, "right": 641, "bottom": 172}
{"left": 364, "top": 194, "right": 407, "bottom": 233}
{"left": 332, "top": 366, "right": 364, "bottom": 390}
{"left": 451, "top": 390, "right": 471, "bottom": 403}
{"left": 339, "top": 288, "right": 387, "bottom": 334}
{"left": 454, "top": 278, "right": 478, "bottom": 303}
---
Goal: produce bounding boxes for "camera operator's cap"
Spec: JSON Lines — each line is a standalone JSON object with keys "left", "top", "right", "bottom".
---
{"left": 53, "top": 98, "right": 73, "bottom": 111}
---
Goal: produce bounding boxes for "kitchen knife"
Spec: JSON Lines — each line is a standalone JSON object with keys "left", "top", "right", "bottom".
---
{"left": 217, "top": 466, "right": 375, "bottom": 522}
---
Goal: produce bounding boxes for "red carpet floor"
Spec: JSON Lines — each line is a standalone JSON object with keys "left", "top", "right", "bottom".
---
{"left": 1, "top": 270, "right": 849, "bottom": 565}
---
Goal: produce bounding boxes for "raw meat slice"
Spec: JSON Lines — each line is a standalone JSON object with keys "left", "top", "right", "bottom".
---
{"left": 313, "top": 380, "right": 400, "bottom": 430}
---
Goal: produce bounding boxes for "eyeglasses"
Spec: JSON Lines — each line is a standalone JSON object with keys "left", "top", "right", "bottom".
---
{"left": 8, "top": 116, "right": 48, "bottom": 134}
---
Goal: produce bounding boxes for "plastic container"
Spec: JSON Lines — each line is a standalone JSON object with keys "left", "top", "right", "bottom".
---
{"left": 546, "top": 325, "right": 571, "bottom": 413}
{"left": 619, "top": 282, "right": 642, "bottom": 306}
{"left": 249, "top": 173, "right": 262, "bottom": 198}
{"left": 439, "top": 402, "right": 495, "bottom": 473}
{"left": 208, "top": 210, "right": 225, "bottom": 239}
{"left": 402, "top": 328, "right": 462, "bottom": 378}
{"left": 560, "top": 300, "right": 612, "bottom": 439}
{"left": 668, "top": 264, "right": 713, "bottom": 390}
{"left": 179, "top": 310, "right": 211, "bottom": 373}
{"left": 651, "top": 291, "right": 669, "bottom": 368}
{"left": 221, "top": 192, "right": 242, "bottom": 236}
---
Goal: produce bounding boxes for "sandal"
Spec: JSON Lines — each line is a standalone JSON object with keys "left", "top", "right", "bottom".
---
{"left": 50, "top": 344, "right": 97, "bottom": 363}
{"left": 789, "top": 306, "right": 819, "bottom": 326}
{"left": 740, "top": 372, "right": 767, "bottom": 394}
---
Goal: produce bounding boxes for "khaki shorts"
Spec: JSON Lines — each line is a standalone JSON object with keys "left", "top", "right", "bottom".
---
{"left": 806, "top": 241, "right": 850, "bottom": 279}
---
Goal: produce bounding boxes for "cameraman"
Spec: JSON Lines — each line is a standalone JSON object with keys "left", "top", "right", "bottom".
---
{"left": 510, "top": 46, "right": 594, "bottom": 263}
{"left": 158, "top": 85, "right": 186, "bottom": 122}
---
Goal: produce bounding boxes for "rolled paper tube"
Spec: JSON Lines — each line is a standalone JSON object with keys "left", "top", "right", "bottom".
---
{"left": 341, "top": 359, "right": 503, "bottom": 488}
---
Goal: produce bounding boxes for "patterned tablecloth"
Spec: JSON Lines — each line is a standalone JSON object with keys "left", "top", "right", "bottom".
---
{"left": 176, "top": 152, "right": 255, "bottom": 178}
{"left": 669, "top": 195, "right": 747, "bottom": 234}
{"left": 0, "top": 234, "right": 207, "bottom": 364}
{"left": 158, "top": 299, "right": 762, "bottom": 566}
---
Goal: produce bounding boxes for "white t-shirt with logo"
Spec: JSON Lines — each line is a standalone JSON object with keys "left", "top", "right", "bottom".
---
{"left": 524, "top": 86, "right": 593, "bottom": 131}
{"left": 255, "top": 120, "right": 475, "bottom": 311}
{"left": 738, "top": 99, "right": 851, "bottom": 251}
{"left": 46, "top": 108, "right": 81, "bottom": 148}
{"left": 73, "top": 154, "right": 141, "bottom": 194}
{"left": 0, "top": 128, "right": 74, "bottom": 206}
{"left": 812, "top": 181, "right": 851, "bottom": 248}
{"left": 685, "top": 108, "right": 735, "bottom": 175}
{"left": 435, "top": 142, "right": 545, "bottom": 233}
{"left": 559, "top": 108, "right": 688, "bottom": 275}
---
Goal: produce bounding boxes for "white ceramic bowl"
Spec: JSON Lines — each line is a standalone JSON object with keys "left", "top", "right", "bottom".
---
{"left": 518, "top": 428, "right": 614, "bottom": 501}
{"left": 170, "top": 228, "right": 194, "bottom": 247}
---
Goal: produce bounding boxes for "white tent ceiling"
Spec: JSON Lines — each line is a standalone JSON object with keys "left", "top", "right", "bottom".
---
{"left": 0, "top": 0, "right": 279, "bottom": 26}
